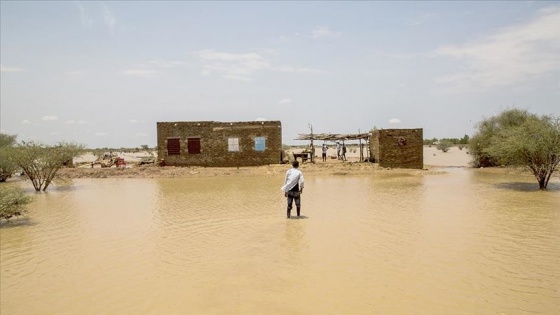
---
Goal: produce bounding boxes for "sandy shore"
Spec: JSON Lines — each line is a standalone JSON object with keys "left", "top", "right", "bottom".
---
{"left": 29, "top": 144, "right": 545, "bottom": 180}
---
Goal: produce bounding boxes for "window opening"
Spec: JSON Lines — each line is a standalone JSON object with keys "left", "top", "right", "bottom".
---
{"left": 188, "top": 138, "right": 201, "bottom": 154}
{"left": 228, "top": 138, "right": 239, "bottom": 152}
{"left": 254, "top": 137, "right": 266, "bottom": 152}
{"left": 167, "top": 138, "right": 181, "bottom": 155}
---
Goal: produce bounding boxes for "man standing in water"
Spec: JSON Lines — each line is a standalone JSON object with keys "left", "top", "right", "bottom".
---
{"left": 281, "top": 160, "right": 305, "bottom": 219}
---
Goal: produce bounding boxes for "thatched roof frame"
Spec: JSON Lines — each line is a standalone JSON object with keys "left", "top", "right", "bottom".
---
{"left": 295, "top": 133, "right": 370, "bottom": 141}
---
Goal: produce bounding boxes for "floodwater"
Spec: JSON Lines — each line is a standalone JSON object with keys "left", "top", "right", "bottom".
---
{"left": 1, "top": 169, "right": 559, "bottom": 314}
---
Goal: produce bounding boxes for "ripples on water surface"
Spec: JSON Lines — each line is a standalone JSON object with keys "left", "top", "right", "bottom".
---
{"left": 1, "top": 169, "right": 559, "bottom": 314}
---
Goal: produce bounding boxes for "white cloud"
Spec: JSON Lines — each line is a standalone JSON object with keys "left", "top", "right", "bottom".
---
{"left": 278, "top": 98, "right": 292, "bottom": 104}
{"left": 42, "top": 115, "right": 58, "bottom": 121}
{"left": 95, "top": 132, "right": 108, "bottom": 136}
{"left": 435, "top": 6, "right": 560, "bottom": 88}
{"left": 148, "top": 60, "right": 187, "bottom": 68}
{"left": 103, "top": 4, "right": 117, "bottom": 34}
{"left": 1, "top": 64, "right": 24, "bottom": 73}
{"left": 76, "top": 3, "right": 117, "bottom": 33}
{"left": 311, "top": 26, "right": 339, "bottom": 39}
{"left": 76, "top": 2, "right": 93, "bottom": 28}
{"left": 119, "top": 69, "right": 158, "bottom": 78}
{"left": 389, "top": 118, "right": 401, "bottom": 124}
{"left": 120, "top": 60, "right": 186, "bottom": 78}
{"left": 195, "top": 50, "right": 268, "bottom": 81}
{"left": 65, "top": 120, "right": 76, "bottom": 124}
{"left": 371, "top": 50, "right": 419, "bottom": 60}
{"left": 194, "top": 49, "right": 326, "bottom": 81}
{"left": 407, "top": 13, "right": 437, "bottom": 26}
{"left": 271, "top": 65, "right": 327, "bottom": 74}
{"left": 22, "top": 120, "right": 31, "bottom": 124}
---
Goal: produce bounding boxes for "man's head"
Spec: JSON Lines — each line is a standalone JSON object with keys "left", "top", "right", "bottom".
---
{"left": 292, "top": 160, "right": 299, "bottom": 168}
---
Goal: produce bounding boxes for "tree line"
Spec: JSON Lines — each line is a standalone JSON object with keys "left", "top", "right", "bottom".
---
{"left": 423, "top": 135, "right": 470, "bottom": 145}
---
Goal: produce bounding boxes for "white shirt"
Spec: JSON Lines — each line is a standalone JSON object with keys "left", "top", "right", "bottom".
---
{"left": 281, "top": 168, "right": 304, "bottom": 192}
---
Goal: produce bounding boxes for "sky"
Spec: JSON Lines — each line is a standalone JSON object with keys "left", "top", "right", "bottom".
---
{"left": 1, "top": 1, "right": 559, "bottom": 148}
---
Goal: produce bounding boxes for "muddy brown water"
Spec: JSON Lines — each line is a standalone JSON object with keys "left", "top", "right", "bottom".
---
{"left": 1, "top": 169, "right": 559, "bottom": 314}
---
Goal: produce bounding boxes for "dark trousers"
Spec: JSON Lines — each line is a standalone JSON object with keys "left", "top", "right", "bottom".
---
{"left": 286, "top": 191, "right": 301, "bottom": 218}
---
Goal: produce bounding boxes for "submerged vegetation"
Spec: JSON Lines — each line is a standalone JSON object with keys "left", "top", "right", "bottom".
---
{"left": 0, "top": 186, "right": 32, "bottom": 221}
{"left": 436, "top": 140, "right": 452, "bottom": 153}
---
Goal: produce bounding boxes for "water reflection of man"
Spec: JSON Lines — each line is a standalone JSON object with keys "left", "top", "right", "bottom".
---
{"left": 281, "top": 160, "right": 305, "bottom": 219}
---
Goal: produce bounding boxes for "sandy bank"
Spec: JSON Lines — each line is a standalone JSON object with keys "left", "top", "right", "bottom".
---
{"left": 43, "top": 144, "right": 538, "bottom": 179}
{"left": 57, "top": 145, "right": 470, "bottom": 178}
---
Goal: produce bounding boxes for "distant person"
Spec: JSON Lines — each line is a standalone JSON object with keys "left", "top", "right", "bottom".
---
{"left": 342, "top": 143, "right": 347, "bottom": 161}
{"left": 336, "top": 142, "right": 341, "bottom": 160}
{"left": 322, "top": 143, "right": 328, "bottom": 162}
{"left": 281, "top": 160, "right": 305, "bottom": 219}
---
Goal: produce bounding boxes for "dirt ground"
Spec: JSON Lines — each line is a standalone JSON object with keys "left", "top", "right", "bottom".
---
{"left": 53, "top": 146, "right": 455, "bottom": 179}
{"left": 48, "top": 145, "right": 529, "bottom": 179}
{"left": 32, "top": 146, "right": 525, "bottom": 178}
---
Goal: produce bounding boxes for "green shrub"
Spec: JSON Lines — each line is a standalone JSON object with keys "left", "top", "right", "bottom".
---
{"left": 0, "top": 186, "right": 32, "bottom": 220}
{"left": 437, "top": 141, "right": 452, "bottom": 153}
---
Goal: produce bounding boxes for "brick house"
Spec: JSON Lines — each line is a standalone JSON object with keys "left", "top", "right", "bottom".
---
{"left": 156, "top": 121, "right": 282, "bottom": 167}
{"left": 370, "top": 128, "right": 423, "bottom": 169}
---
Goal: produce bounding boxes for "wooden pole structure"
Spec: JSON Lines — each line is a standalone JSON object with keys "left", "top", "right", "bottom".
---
{"left": 358, "top": 129, "right": 363, "bottom": 162}
{"left": 308, "top": 123, "right": 314, "bottom": 163}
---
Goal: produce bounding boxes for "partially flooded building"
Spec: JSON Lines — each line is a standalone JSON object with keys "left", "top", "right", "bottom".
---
{"left": 156, "top": 121, "right": 282, "bottom": 167}
{"left": 370, "top": 128, "right": 423, "bottom": 169}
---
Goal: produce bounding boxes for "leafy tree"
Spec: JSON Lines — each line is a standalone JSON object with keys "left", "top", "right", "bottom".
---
{"left": 471, "top": 109, "right": 560, "bottom": 189}
{"left": 0, "top": 186, "right": 32, "bottom": 220}
{"left": 436, "top": 140, "right": 452, "bottom": 152}
{"left": 0, "top": 133, "right": 19, "bottom": 182}
{"left": 0, "top": 133, "right": 17, "bottom": 148}
{"left": 470, "top": 109, "right": 536, "bottom": 167}
{"left": 4, "top": 141, "right": 84, "bottom": 191}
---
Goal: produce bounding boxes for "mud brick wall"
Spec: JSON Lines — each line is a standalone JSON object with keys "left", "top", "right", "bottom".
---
{"left": 369, "top": 130, "right": 380, "bottom": 162}
{"left": 157, "top": 121, "right": 282, "bottom": 167}
{"left": 370, "top": 128, "right": 423, "bottom": 169}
